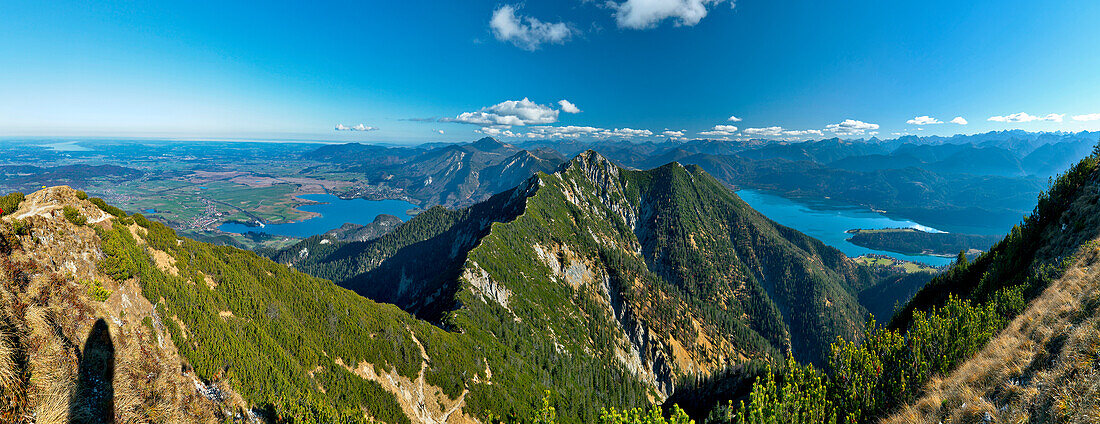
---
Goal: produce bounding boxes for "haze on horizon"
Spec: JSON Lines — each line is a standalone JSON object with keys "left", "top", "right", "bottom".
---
{"left": 2, "top": 0, "right": 1100, "bottom": 143}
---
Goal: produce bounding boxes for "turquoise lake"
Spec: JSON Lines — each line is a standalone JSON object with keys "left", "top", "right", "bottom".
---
{"left": 219, "top": 190, "right": 956, "bottom": 266}
{"left": 736, "top": 189, "right": 954, "bottom": 266}
{"left": 218, "top": 194, "right": 417, "bottom": 238}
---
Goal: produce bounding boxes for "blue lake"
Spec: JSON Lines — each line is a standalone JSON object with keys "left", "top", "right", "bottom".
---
{"left": 736, "top": 189, "right": 954, "bottom": 266}
{"left": 41, "top": 141, "right": 91, "bottom": 151}
{"left": 218, "top": 194, "right": 418, "bottom": 238}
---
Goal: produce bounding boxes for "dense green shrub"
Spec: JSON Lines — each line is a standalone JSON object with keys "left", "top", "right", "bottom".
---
{"left": 63, "top": 206, "right": 87, "bottom": 226}
{"left": 84, "top": 279, "right": 113, "bottom": 301}
{"left": 0, "top": 192, "right": 23, "bottom": 216}
{"left": 97, "top": 218, "right": 412, "bottom": 424}
{"left": 90, "top": 197, "right": 127, "bottom": 217}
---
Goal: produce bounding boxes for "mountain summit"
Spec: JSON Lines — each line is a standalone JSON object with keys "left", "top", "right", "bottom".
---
{"left": 276, "top": 151, "right": 910, "bottom": 400}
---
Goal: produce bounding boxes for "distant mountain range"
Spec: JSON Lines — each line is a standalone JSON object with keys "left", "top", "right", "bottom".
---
{"left": 308, "top": 131, "right": 1098, "bottom": 234}
{"left": 314, "top": 138, "right": 564, "bottom": 207}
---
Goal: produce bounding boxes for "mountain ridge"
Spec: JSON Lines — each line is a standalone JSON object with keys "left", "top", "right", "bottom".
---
{"left": 275, "top": 150, "right": 917, "bottom": 391}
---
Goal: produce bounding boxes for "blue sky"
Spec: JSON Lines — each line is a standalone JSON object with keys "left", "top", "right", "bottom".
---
{"left": 2, "top": 0, "right": 1099, "bottom": 144}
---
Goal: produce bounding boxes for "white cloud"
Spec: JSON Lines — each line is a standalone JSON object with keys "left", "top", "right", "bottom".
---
{"left": 906, "top": 116, "right": 942, "bottom": 125}
{"left": 727, "top": 115, "right": 742, "bottom": 122}
{"left": 825, "top": 119, "right": 879, "bottom": 135}
{"left": 699, "top": 124, "right": 738, "bottom": 136}
{"left": 435, "top": 129, "right": 445, "bottom": 135}
{"left": 610, "top": 0, "right": 730, "bottom": 30}
{"left": 1072, "top": 113, "right": 1100, "bottom": 122}
{"left": 443, "top": 98, "right": 560, "bottom": 126}
{"left": 987, "top": 112, "right": 1064, "bottom": 123}
{"left": 558, "top": 99, "right": 581, "bottom": 114}
{"left": 335, "top": 124, "right": 378, "bottom": 131}
{"left": 662, "top": 129, "right": 685, "bottom": 138}
{"left": 950, "top": 116, "right": 968, "bottom": 125}
{"left": 490, "top": 5, "right": 573, "bottom": 51}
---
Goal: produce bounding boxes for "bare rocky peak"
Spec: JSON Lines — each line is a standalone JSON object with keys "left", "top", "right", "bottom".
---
{"left": 6, "top": 185, "right": 111, "bottom": 224}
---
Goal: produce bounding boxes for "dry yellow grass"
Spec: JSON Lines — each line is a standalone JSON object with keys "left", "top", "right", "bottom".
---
{"left": 886, "top": 240, "right": 1100, "bottom": 424}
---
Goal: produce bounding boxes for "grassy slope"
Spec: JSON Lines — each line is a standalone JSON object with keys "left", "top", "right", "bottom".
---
{"left": 885, "top": 152, "right": 1100, "bottom": 422}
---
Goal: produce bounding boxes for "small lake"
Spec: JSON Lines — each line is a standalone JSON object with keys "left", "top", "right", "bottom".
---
{"left": 41, "top": 141, "right": 91, "bottom": 151}
{"left": 218, "top": 193, "right": 417, "bottom": 238}
{"left": 736, "top": 189, "right": 954, "bottom": 266}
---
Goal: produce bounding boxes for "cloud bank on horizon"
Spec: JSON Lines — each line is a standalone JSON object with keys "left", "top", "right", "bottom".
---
{"left": 988, "top": 112, "right": 1065, "bottom": 123}
{"left": 422, "top": 97, "right": 1100, "bottom": 142}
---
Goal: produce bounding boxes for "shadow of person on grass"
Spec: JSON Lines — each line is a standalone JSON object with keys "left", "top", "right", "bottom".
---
{"left": 70, "top": 318, "right": 114, "bottom": 424}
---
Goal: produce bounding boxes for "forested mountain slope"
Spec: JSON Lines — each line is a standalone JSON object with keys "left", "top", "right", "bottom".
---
{"left": 0, "top": 187, "right": 653, "bottom": 423}
{"left": 275, "top": 151, "right": 912, "bottom": 388}
{"left": 0, "top": 179, "right": 909, "bottom": 423}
